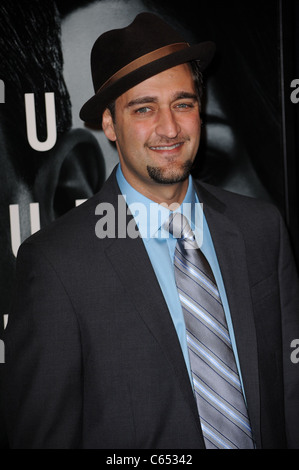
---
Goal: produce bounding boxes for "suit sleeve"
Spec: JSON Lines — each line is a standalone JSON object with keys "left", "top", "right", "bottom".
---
{"left": 278, "top": 215, "right": 299, "bottom": 449}
{"left": 2, "top": 242, "right": 83, "bottom": 448}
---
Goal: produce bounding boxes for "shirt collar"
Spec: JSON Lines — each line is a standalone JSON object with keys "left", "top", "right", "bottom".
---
{"left": 116, "top": 164, "right": 199, "bottom": 241}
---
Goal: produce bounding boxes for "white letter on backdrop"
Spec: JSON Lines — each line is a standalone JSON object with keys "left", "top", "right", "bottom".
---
{"left": 9, "top": 203, "right": 41, "bottom": 257}
{"left": 0, "top": 79, "right": 4, "bottom": 103}
{"left": 25, "top": 92, "right": 57, "bottom": 151}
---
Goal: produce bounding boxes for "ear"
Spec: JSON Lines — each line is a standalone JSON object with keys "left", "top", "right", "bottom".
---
{"left": 33, "top": 128, "right": 106, "bottom": 225}
{"left": 102, "top": 108, "right": 117, "bottom": 142}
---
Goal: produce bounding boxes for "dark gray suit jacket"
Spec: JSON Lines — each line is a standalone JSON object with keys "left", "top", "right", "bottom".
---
{"left": 2, "top": 167, "right": 299, "bottom": 448}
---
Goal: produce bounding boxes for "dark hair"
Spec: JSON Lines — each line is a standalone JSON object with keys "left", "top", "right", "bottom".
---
{"left": 106, "top": 59, "right": 203, "bottom": 122}
{"left": 189, "top": 60, "right": 204, "bottom": 108}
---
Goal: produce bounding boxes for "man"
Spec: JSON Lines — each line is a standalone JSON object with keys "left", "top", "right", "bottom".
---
{"left": 2, "top": 13, "right": 299, "bottom": 449}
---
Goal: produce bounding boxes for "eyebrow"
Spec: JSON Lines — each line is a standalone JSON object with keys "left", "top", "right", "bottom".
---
{"left": 173, "top": 91, "right": 198, "bottom": 101}
{"left": 127, "top": 96, "right": 158, "bottom": 108}
{"left": 126, "top": 91, "right": 198, "bottom": 108}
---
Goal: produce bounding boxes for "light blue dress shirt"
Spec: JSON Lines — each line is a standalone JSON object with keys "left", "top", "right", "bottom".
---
{"left": 116, "top": 164, "right": 244, "bottom": 392}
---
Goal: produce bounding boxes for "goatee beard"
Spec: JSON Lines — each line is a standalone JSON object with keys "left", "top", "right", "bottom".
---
{"left": 147, "top": 160, "right": 193, "bottom": 185}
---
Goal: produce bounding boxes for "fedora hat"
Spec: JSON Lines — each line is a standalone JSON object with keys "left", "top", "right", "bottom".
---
{"left": 79, "top": 12, "right": 215, "bottom": 127}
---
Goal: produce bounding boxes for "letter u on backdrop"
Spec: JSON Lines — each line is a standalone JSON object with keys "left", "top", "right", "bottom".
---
{"left": 24, "top": 92, "right": 57, "bottom": 151}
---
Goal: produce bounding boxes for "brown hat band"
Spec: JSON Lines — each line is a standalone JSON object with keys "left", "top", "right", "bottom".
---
{"left": 97, "top": 42, "right": 189, "bottom": 94}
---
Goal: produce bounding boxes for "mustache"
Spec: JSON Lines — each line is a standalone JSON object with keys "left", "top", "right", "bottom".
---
{"left": 145, "top": 136, "right": 190, "bottom": 148}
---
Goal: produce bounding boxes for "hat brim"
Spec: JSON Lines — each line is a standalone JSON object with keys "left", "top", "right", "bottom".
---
{"left": 79, "top": 41, "right": 215, "bottom": 129}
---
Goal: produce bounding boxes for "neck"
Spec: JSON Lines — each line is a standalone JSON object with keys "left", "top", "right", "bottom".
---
{"left": 123, "top": 173, "right": 189, "bottom": 206}
{"left": 141, "top": 180, "right": 189, "bottom": 206}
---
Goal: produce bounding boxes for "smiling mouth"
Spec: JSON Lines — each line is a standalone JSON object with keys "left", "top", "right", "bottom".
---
{"left": 148, "top": 142, "right": 184, "bottom": 151}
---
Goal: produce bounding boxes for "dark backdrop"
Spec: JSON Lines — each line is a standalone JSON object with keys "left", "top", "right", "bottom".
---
{"left": 0, "top": 0, "right": 298, "bottom": 448}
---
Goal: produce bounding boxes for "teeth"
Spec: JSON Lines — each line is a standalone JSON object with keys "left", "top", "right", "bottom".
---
{"left": 150, "top": 143, "right": 182, "bottom": 150}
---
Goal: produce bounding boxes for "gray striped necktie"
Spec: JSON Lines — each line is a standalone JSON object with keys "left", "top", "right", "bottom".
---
{"left": 166, "top": 212, "right": 255, "bottom": 449}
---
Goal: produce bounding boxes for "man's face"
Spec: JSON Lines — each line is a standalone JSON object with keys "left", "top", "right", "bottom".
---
{"left": 102, "top": 63, "right": 201, "bottom": 201}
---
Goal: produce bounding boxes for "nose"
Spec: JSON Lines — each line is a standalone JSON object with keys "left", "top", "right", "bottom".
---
{"left": 155, "top": 107, "right": 181, "bottom": 139}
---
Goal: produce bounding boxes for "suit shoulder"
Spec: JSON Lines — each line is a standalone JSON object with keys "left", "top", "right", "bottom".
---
{"left": 22, "top": 193, "right": 97, "bottom": 248}
{"left": 197, "top": 180, "right": 282, "bottom": 223}
{"left": 19, "top": 172, "right": 119, "bottom": 259}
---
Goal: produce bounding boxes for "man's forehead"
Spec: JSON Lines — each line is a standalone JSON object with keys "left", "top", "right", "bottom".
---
{"left": 116, "top": 63, "right": 196, "bottom": 105}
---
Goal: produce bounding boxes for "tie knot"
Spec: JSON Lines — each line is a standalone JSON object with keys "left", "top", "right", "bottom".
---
{"left": 165, "top": 212, "right": 196, "bottom": 244}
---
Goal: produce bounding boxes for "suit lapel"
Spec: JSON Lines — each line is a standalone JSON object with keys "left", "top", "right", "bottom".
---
{"left": 195, "top": 182, "right": 262, "bottom": 448}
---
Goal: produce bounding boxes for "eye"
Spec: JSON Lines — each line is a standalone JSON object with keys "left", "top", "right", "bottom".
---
{"left": 135, "top": 106, "right": 151, "bottom": 114}
{"left": 175, "top": 102, "right": 194, "bottom": 110}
